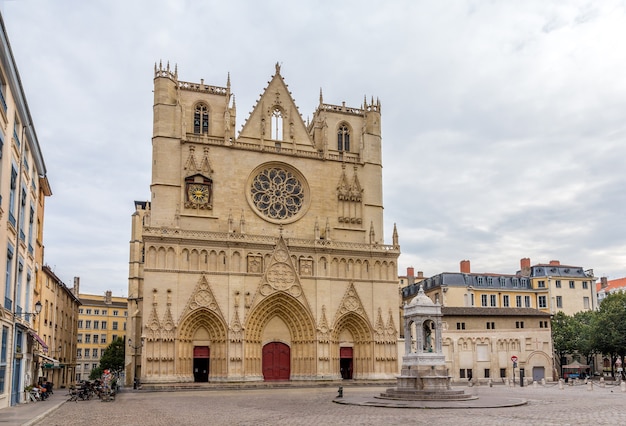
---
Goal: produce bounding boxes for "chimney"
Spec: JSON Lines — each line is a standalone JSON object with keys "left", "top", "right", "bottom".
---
{"left": 549, "top": 260, "right": 560, "bottom": 266}
{"left": 601, "top": 277, "right": 608, "bottom": 289}
{"left": 407, "top": 267, "right": 415, "bottom": 278}
{"left": 520, "top": 258, "right": 531, "bottom": 277}
{"left": 417, "top": 271, "right": 424, "bottom": 279}
{"left": 460, "top": 260, "right": 471, "bottom": 274}
{"left": 73, "top": 277, "right": 80, "bottom": 296}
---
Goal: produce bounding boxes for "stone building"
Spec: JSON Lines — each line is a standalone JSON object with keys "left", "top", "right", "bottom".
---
{"left": 75, "top": 288, "right": 127, "bottom": 381}
{"left": 126, "top": 63, "right": 400, "bottom": 385}
{"left": 404, "top": 259, "right": 596, "bottom": 316}
{"left": 440, "top": 307, "right": 553, "bottom": 383}
{"left": 400, "top": 261, "right": 561, "bottom": 382}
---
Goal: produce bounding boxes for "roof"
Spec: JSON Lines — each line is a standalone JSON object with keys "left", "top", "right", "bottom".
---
{"left": 402, "top": 272, "right": 534, "bottom": 299}
{"left": 442, "top": 307, "right": 551, "bottom": 317}
{"left": 529, "top": 264, "right": 591, "bottom": 278}
{"left": 597, "top": 277, "right": 626, "bottom": 293}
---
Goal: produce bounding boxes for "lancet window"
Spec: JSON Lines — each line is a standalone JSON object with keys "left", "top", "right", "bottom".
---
{"left": 337, "top": 124, "right": 350, "bottom": 151}
{"left": 194, "top": 104, "right": 209, "bottom": 134}
{"left": 272, "top": 108, "right": 283, "bottom": 140}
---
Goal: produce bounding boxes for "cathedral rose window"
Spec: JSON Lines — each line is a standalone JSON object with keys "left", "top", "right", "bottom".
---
{"left": 248, "top": 163, "right": 309, "bottom": 223}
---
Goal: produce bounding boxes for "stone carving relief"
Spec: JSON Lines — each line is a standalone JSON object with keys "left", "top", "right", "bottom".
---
{"left": 247, "top": 254, "right": 263, "bottom": 273}
{"left": 179, "top": 275, "right": 225, "bottom": 324}
{"left": 299, "top": 258, "right": 313, "bottom": 276}
{"left": 249, "top": 236, "right": 311, "bottom": 311}
{"left": 334, "top": 282, "right": 369, "bottom": 325}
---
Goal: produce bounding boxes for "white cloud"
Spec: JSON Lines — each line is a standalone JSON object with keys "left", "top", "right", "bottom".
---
{"left": 3, "top": 0, "right": 626, "bottom": 294}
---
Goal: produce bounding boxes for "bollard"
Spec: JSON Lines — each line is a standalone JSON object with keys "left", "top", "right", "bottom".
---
{"left": 337, "top": 386, "right": 343, "bottom": 398}
{"left": 587, "top": 381, "right": 593, "bottom": 391}
{"left": 488, "top": 379, "right": 492, "bottom": 387}
{"left": 600, "top": 377, "right": 605, "bottom": 388}
{"left": 533, "top": 381, "right": 538, "bottom": 388}
{"left": 541, "top": 378, "right": 545, "bottom": 386}
{"left": 620, "top": 381, "right": 626, "bottom": 393}
{"left": 558, "top": 379, "right": 564, "bottom": 390}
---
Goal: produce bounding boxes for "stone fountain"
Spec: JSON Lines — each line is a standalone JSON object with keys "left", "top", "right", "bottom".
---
{"left": 378, "top": 285, "right": 474, "bottom": 401}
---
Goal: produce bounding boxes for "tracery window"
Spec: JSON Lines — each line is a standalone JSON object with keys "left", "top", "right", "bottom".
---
{"left": 251, "top": 167, "right": 303, "bottom": 220}
{"left": 337, "top": 124, "right": 350, "bottom": 151}
{"left": 194, "top": 104, "right": 209, "bottom": 134}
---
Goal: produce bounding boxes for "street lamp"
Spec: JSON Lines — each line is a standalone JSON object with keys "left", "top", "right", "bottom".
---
{"left": 14, "top": 300, "right": 42, "bottom": 318}
{"left": 128, "top": 337, "right": 144, "bottom": 389}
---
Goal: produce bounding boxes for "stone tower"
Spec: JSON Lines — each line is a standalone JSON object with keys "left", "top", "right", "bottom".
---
{"left": 126, "top": 62, "right": 400, "bottom": 385}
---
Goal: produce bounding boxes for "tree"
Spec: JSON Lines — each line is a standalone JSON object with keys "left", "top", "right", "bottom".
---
{"left": 571, "top": 310, "right": 597, "bottom": 366}
{"left": 592, "top": 292, "right": 626, "bottom": 376}
{"left": 89, "top": 366, "right": 104, "bottom": 380}
{"left": 552, "top": 312, "right": 575, "bottom": 375}
{"left": 91, "top": 337, "right": 126, "bottom": 379}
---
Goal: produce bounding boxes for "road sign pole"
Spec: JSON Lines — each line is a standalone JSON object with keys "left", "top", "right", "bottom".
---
{"left": 511, "top": 356, "right": 518, "bottom": 387}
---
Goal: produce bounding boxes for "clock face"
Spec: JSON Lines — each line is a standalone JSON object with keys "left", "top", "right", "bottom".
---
{"left": 188, "top": 184, "right": 209, "bottom": 204}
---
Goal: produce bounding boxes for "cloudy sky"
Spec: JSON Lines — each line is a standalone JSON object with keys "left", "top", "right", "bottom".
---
{"left": 2, "top": 1, "right": 625, "bottom": 295}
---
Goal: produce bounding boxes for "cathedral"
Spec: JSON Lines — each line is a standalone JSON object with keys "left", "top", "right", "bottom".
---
{"left": 126, "top": 62, "right": 400, "bottom": 385}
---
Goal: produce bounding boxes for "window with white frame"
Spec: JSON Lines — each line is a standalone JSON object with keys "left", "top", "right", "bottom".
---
{"left": 538, "top": 295, "right": 547, "bottom": 308}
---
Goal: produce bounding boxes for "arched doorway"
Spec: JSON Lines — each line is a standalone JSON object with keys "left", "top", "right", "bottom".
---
{"left": 333, "top": 312, "right": 373, "bottom": 379}
{"left": 193, "top": 346, "right": 210, "bottom": 382}
{"left": 262, "top": 342, "right": 290, "bottom": 381}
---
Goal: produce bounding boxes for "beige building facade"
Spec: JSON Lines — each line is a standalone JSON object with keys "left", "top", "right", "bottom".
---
{"left": 127, "top": 63, "right": 400, "bottom": 385}
{"left": 34, "top": 266, "right": 80, "bottom": 389}
{"left": 441, "top": 307, "right": 553, "bottom": 383}
{"left": 0, "top": 12, "right": 51, "bottom": 408}
{"left": 399, "top": 259, "right": 570, "bottom": 382}
{"left": 75, "top": 289, "right": 127, "bottom": 381}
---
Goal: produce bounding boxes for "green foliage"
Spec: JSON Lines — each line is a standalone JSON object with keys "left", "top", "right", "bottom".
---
{"left": 552, "top": 312, "right": 575, "bottom": 370}
{"left": 593, "top": 292, "right": 626, "bottom": 360}
{"left": 553, "top": 292, "right": 626, "bottom": 376}
{"left": 97, "top": 337, "right": 126, "bottom": 375}
{"left": 89, "top": 366, "right": 103, "bottom": 380}
{"left": 571, "top": 310, "right": 597, "bottom": 364}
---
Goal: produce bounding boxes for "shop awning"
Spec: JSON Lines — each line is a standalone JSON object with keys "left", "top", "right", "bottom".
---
{"left": 29, "top": 331, "right": 48, "bottom": 351}
{"left": 39, "top": 354, "right": 60, "bottom": 367}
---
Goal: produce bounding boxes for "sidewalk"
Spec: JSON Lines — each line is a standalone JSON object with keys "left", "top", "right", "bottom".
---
{"left": 0, "top": 390, "right": 66, "bottom": 426}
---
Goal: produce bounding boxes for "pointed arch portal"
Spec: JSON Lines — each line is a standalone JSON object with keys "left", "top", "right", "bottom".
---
{"left": 245, "top": 293, "right": 316, "bottom": 380}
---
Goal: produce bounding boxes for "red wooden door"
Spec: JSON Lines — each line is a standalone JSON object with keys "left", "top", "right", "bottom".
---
{"left": 262, "top": 342, "right": 290, "bottom": 381}
{"left": 193, "top": 346, "right": 210, "bottom": 382}
{"left": 340, "top": 347, "right": 353, "bottom": 379}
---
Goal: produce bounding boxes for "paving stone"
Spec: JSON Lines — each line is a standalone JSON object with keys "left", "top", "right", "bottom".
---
{"left": 32, "top": 383, "right": 626, "bottom": 426}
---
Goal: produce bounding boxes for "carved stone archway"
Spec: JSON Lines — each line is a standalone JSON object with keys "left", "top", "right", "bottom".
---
{"left": 245, "top": 293, "right": 315, "bottom": 380}
{"left": 332, "top": 312, "right": 373, "bottom": 379}
{"left": 177, "top": 309, "right": 228, "bottom": 382}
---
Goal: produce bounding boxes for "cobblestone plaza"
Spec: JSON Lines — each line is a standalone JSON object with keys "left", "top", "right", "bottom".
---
{"left": 29, "top": 383, "right": 626, "bottom": 426}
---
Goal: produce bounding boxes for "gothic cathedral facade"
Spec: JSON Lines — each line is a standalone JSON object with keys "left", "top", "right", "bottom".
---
{"left": 126, "top": 62, "right": 400, "bottom": 384}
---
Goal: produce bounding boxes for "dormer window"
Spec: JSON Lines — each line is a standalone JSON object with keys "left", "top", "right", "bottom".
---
{"left": 194, "top": 104, "right": 209, "bottom": 134}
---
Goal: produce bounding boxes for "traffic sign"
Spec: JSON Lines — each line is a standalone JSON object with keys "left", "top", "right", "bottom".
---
{"left": 511, "top": 355, "right": 518, "bottom": 362}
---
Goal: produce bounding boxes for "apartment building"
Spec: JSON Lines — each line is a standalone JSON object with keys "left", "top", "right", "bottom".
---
{"left": 0, "top": 12, "right": 52, "bottom": 408}
{"left": 75, "top": 291, "right": 127, "bottom": 381}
